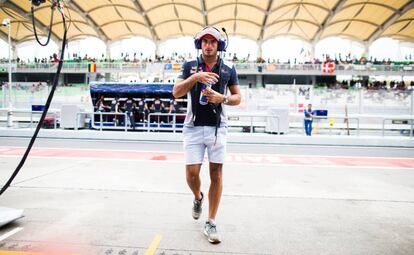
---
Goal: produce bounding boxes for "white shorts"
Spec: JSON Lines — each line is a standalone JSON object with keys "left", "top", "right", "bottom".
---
{"left": 183, "top": 126, "right": 227, "bottom": 165}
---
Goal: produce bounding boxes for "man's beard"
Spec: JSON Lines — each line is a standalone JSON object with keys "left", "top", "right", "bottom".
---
{"left": 203, "top": 50, "right": 217, "bottom": 58}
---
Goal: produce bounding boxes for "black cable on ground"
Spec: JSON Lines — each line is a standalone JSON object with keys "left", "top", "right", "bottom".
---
{"left": 0, "top": 4, "right": 67, "bottom": 196}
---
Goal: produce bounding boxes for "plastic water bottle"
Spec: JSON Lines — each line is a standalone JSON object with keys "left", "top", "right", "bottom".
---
{"left": 199, "top": 83, "right": 211, "bottom": 105}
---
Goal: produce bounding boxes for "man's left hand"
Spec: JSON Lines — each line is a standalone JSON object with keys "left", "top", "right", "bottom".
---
{"left": 204, "top": 88, "right": 224, "bottom": 104}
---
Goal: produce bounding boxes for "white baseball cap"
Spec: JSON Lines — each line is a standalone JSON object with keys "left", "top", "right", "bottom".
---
{"left": 196, "top": 27, "right": 221, "bottom": 41}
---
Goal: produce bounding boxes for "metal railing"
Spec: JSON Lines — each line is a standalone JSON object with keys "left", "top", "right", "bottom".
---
{"left": 310, "top": 116, "right": 360, "bottom": 136}
{"left": 147, "top": 113, "right": 186, "bottom": 133}
{"left": 90, "top": 112, "right": 129, "bottom": 131}
{"left": 0, "top": 108, "right": 59, "bottom": 129}
{"left": 2, "top": 108, "right": 413, "bottom": 137}
{"left": 382, "top": 117, "right": 414, "bottom": 137}
{"left": 82, "top": 111, "right": 414, "bottom": 137}
{"left": 227, "top": 114, "right": 280, "bottom": 134}
{"left": 1, "top": 62, "right": 413, "bottom": 74}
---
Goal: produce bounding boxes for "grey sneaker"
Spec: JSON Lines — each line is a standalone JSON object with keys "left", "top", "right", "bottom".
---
{"left": 204, "top": 220, "right": 221, "bottom": 244}
{"left": 192, "top": 192, "right": 203, "bottom": 220}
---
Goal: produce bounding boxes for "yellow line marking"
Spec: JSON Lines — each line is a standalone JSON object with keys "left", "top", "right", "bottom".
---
{"left": 144, "top": 234, "right": 162, "bottom": 255}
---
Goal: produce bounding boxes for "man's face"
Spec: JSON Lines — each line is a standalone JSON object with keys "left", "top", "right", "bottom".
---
{"left": 201, "top": 35, "right": 218, "bottom": 57}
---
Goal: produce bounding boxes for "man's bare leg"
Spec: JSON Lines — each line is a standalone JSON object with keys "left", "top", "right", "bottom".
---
{"left": 208, "top": 162, "right": 223, "bottom": 220}
{"left": 186, "top": 164, "right": 202, "bottom": 200}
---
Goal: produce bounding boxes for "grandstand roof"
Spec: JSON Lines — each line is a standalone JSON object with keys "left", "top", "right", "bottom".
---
{"left": 0, "top": 0, "right": 413, "bottom": 45}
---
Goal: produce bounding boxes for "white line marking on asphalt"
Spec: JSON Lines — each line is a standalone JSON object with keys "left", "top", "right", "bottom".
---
{"left": 0, "top": 227, "right": 23, "bottom": 241}
{"left": 0, "top": 155, "right": 412, "bottom": 170}
{"left": 0, "top": 146, "right": 413, "bottom": 160}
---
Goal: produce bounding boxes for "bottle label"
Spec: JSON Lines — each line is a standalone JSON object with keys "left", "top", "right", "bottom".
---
{"left": 199, "top": 83, "right": 210, "bottom": 105}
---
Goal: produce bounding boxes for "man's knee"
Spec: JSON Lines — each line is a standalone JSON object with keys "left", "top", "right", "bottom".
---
{"left": 186, "top": 165, "right": 201, "bottom": 180}
{"left": 209, "top": 164, "right": 223, "bottom": 183}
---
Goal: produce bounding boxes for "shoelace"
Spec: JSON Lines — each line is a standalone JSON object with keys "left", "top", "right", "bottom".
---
{"left": 207, "top": 223, "right": 217, "bottom": 233}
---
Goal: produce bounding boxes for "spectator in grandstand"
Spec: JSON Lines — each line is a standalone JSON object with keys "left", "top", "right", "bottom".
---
{"left": 173, "top": 26, "right": 241, "bottom": 244}
{"left": 125, "top": 96, "right": 136, "bottom": 130}
{"left": 232, "top": 53, "right": 238, "bottom": 62}
{"left": 304, "top": 103, "right": 315, "bottom": 136}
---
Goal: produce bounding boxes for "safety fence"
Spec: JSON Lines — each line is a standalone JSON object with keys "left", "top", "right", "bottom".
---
{"left": 0, "top": 62, "right": 413, "bottom": 75}
{"left": 1, "top": 109, "right": 413, "bottom": 137}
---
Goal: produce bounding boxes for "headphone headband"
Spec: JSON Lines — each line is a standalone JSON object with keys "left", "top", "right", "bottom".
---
{"left": 194, "top": 26, "right": 227, "bottom": 51}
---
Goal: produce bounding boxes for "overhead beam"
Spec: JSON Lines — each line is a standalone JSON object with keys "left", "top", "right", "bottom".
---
{"left": 209, "top": 2, "right": 265, "bottom": 13}
{"left": 100, "top": 19, "right": 147, "bottom": 28}
{"left": 2, "top": 1, "right": 61, "bottom": 42}
{"left": 258, "top": 0, "right": 273, "bottom": 41}
{"left": 313, "top": 0, "right": 347, "bottom": 43}
{"left": 68, "top": 33, "right": 100, "bottom": 41}
{"left": 329, "top": 19, "right": 380, "bottom": 28}
{"left": 270, "top": 2, "right": 330, "bottom": 13}
{"left": 341, "top": 2, "right": 397, "bottom": 13}
{"left": 266, "top": 18, "right": 320, "bottom": 28}
{"left": 65, "top": 0, "right": 109, "bottom": 42}
{"left": 131, "top": 0, "right": 160, "bottom": 41}
{"left": 200, "top": 0, "right": 208, "bottom": 26}
{"left": 86, "top": 4, "right": 138, "bottom": 15}
{"left": 392, "top": 18, "right": 414, "bottom": 26}
{"left": 212, "top": 18, "right": 262, "bottom": 28}
{"left": 367, "top": 1, "right": 414, "bottom": 45}
{"left": 145, "top": 2, "right": 203, "bottom": 14}
{"left": 154, "top": 19, "right": 203, "bottom": 28}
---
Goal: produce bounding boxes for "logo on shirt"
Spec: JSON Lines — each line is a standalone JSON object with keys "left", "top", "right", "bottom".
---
{"left": 190, "top": 66, "right": 203, "bottom": 74}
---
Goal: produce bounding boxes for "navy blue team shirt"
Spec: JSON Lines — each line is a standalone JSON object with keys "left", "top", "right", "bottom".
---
{"left": 178, "top": 57, "right": 239, "bottom": 126}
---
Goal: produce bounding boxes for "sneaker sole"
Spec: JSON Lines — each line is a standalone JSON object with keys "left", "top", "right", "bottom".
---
{"left": 203, "top": 229, "right": 221, "bottom": 244}
{"left": 192, "top": 209, "right": 201, "bottom": 219}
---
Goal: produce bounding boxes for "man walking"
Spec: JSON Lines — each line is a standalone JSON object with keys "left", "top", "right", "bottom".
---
{"left": 173, "top": 27, "right": 241, "bottom": 243}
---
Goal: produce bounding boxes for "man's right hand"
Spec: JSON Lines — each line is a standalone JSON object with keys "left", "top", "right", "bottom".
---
{"left": 173, "top": 71, "right": 219, "bottom": 98}
{"left": 195, "top": 72, "right": 219, "bottom": 85}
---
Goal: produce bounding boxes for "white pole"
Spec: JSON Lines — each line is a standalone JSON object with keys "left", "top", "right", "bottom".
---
{"left": 293, "top": 78, "right": 298, "bottom": 113}
{"left": 6, "top": 20, "right": 13, "bottom": 127}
